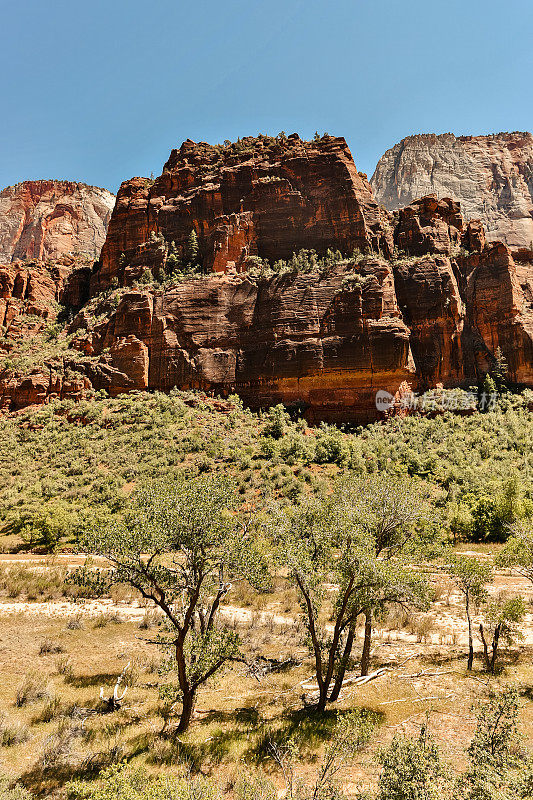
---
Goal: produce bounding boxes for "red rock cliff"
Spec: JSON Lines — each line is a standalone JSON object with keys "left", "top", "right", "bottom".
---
{"left": 96, "top": 134, "right": 393, "bottom": 290}
{"left": 2, "top": 135, "right": 533, "bottom": 420}
{"left": 0, "top": 180, "right": 115, "bottom": 263}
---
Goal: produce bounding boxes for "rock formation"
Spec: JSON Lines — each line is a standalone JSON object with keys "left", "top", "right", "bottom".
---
{"left": 96, "top": 134, "right": 392, "bottom": 291}
{"left": 1, "top": 135, "right": 533, "bottom": 420}
{"left": 371, "top": 132, "right": 533, "bottom": 250}
{"left": 0, "top": 259, "right": 94, "bottom": 410}
{"left": 0, "top": 180, "right": 115, "bottom": 263}
{"left": 69, "top": 258, "right": 412, "bottom": 422}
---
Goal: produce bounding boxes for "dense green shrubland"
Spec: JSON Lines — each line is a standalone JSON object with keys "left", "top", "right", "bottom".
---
{"left": 1, "top": 389, "right": 532, "bottom": 549}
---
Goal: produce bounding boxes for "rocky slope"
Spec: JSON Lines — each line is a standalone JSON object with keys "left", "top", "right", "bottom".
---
{"left": 0, "top": 180, "right": 115, "bottom": 263}
{"left": 371, "top": 132, "right": 533, "bottom": 250}
{"left": 1, "top": 135, "right": 533, "bottom": 420}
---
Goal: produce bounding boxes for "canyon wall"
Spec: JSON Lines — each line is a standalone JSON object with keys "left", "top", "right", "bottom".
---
{"left": 1, "top": 135, "right": 533, "bottom": 419}
{"left": 371, "top": 132, "right": 533, "bottom": 250}
{"left": 0, "top": 180, "right": 115, "bottom": 263}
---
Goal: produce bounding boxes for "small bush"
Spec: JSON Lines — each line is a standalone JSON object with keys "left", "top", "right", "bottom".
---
{"left": 0, "top": 776, "right": 32, "bottom": 800}
{"left": 42, "top": 718, "right": 86, "bottom": 771}
{"left": 234, "top": 772, "right": 277, "bottom": 800}
{"left": 39, "top": 637, "right": 64, "bottom": 655}
{"left": 66, "top": 763, "right": 218, "bottom": 800}
{"left": 34, "top": 695, "right": 62, "bottom": 723}
{"left": 93, "top": 611, "right": 124, "bottom": 628}
{"left": 0, "top": 715, "right": 29, "bottom": 747}
{"left": 56, "top": 655, "right": 74, "bottom": 678}
{"left": 138, "top": 610, "right": 160, "bottom": 629}
{"left": 66, "top": 614, "right": 84, "bottom": 630}
{"left": 15, "top": 672, "right": 50, "bottom": 707}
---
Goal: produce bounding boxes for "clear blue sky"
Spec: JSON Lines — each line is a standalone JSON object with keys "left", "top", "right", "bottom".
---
{"left": 1, "top": 0, "right": 531, "bottom": 194}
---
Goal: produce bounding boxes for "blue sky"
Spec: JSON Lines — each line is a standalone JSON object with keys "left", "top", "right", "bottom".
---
{"left": 1, "top": 0, "right": 531, "bottom": 194}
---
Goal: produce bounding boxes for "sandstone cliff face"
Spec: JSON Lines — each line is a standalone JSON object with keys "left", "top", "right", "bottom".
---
{"left": 0, "top": 180, "right": 115, "bottom": 263}
{"left": 96, "top": 134, "right": 392, "bottom": 290}
{"left": 2, "top": 135, "right": 533, "bottom": 420}
{"left": 0, "top": 260, "right": 93, "bottom": 411}
{"left": 72, "top": 258, "right": 412, "bottom": 422}
{"left": 371, "top": 132, "right": 533, "bottom": 250}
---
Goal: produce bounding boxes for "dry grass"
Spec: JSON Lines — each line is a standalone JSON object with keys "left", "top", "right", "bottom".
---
{"left": 0, "top": 557, "right": 532, "bottom": 797}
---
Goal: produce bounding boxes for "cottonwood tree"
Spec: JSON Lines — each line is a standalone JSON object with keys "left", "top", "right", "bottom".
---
{"left": 272, "top": 475, "right": 430, "bottom": 710}
{"left": 335, "top": 474, "right": 433, "bottom": 676}
{"left": 449, "top": 556, "right": 492, "bottom": 671}
{"left": 74, "top": 475, "right": 268, "bottom": 733}
{"left": 478, "top": 595, "right": 526, "bottom": 674}
{"left": 271, "top": 495, "right": 359, "bottom": 711}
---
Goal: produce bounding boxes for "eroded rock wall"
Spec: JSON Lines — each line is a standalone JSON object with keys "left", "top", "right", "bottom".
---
{"left": 0, "top": 180, "right": 115, "bottom": 263}
{"left": 371, "top": 132, "right": 533, "bottom": 250}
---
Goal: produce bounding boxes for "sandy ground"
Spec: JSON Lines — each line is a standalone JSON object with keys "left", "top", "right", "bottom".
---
{"left": 0, "top": 554, "right": 532, "bottom": 649}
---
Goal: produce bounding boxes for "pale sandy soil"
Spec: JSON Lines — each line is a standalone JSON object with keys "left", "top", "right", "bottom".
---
{"left": 0, "top": 555, "right": 532, "bottom": 648}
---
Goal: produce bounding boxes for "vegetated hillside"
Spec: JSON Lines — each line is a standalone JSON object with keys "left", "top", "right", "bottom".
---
{"left": 1, "top": 387, "right": 532, "bottom": 551}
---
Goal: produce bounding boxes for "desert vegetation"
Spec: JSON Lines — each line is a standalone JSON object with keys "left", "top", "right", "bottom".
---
{"left": 0, "top": 388, "right": 532, "bottom": 798}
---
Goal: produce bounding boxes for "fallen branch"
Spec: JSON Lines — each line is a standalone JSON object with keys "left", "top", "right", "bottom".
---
{"left": 397, "top": 669, "right": 453, "bottom": 679}
{"left": 379, "top": 694, "right": 454, "bottom": 706}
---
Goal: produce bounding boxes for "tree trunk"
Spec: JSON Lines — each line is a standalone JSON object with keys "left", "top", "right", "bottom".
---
{"left": 329, "top": 621, "right": 356, "bottom": 702}
{"left": 466, "top": 595, "right": 474, "bottom": 671}
{"left": 479, "top": 623, "right": 491, "bottom": 672}
{"left": 490, "top": 626, "right": 500, "bottom": 674}
{"left": 316, "top": 683, "right": 328, "bottom": 713}
{"left": 360, "top": 611, "right": 372, "bottom": 677}
{"left": 177, "top": 687, "right": 196, "bottom": 733}
{"left": 175, "top": 638, "right": 195, "bottom": 733}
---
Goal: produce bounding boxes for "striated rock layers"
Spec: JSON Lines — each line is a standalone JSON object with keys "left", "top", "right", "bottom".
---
{"left": 371, "top": 132, "right": 533, "bottom": 250}
{"left": 0, "top": 180, "right": 115, "bottom": 263}
{"left": 58, "top": 193, "right": 530, "bottom": 422}
{"left": 0, "top": 260, "right": 93, "bottom": 410}
{"left": 1, "top": 135, "right": 533, "bottom": 420}
{"left": 96, "top": 134, "right": 392, "bottom": 290}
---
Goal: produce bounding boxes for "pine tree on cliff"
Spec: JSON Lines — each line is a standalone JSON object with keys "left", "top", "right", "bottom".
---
{"left": 186, "top": 229, "right": 199, "bottom": 270}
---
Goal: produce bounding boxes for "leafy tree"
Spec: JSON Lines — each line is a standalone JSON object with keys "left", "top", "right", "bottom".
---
{"left": 450, "top": 556, "right": 492, "bottom": 670}
{"left": 478, "top": 595, "right": 526, "bottom": 673}
{"left": 17, "top": 500, "right": 77, "bottom": 552}
{"left": 271, "top": 495, "right": 361, "bottom": 711}
{"left": 497, "top": 521, "right": 533, "bottom": 584}
{"left": 335, "top": 474, "right": 432, "bottom": 675}
{"left": 377, "top": 726, "right": 444, "bottom": 800}
{"left": 263, "top": 404, "right": 290, "bottom": 439}
{"left": 468, "top": 479, "right": 530, "bottom": 542}
{"left": 186, "top": 229, "right": 199, "bottom": 268}
{"left": 166, "top": 241, "right": 182, "bottom": 274}
{"left": 272, "top": 475, "right": 429, "bottom": 710}
{"left": 492, "top": 346, "right": 509, "bottom": 390}
{"left": 456, "top": 689, "right": 526, "bottom": 800}
{"left": 74, "top": 475, "right": 268, "bottom": 732}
